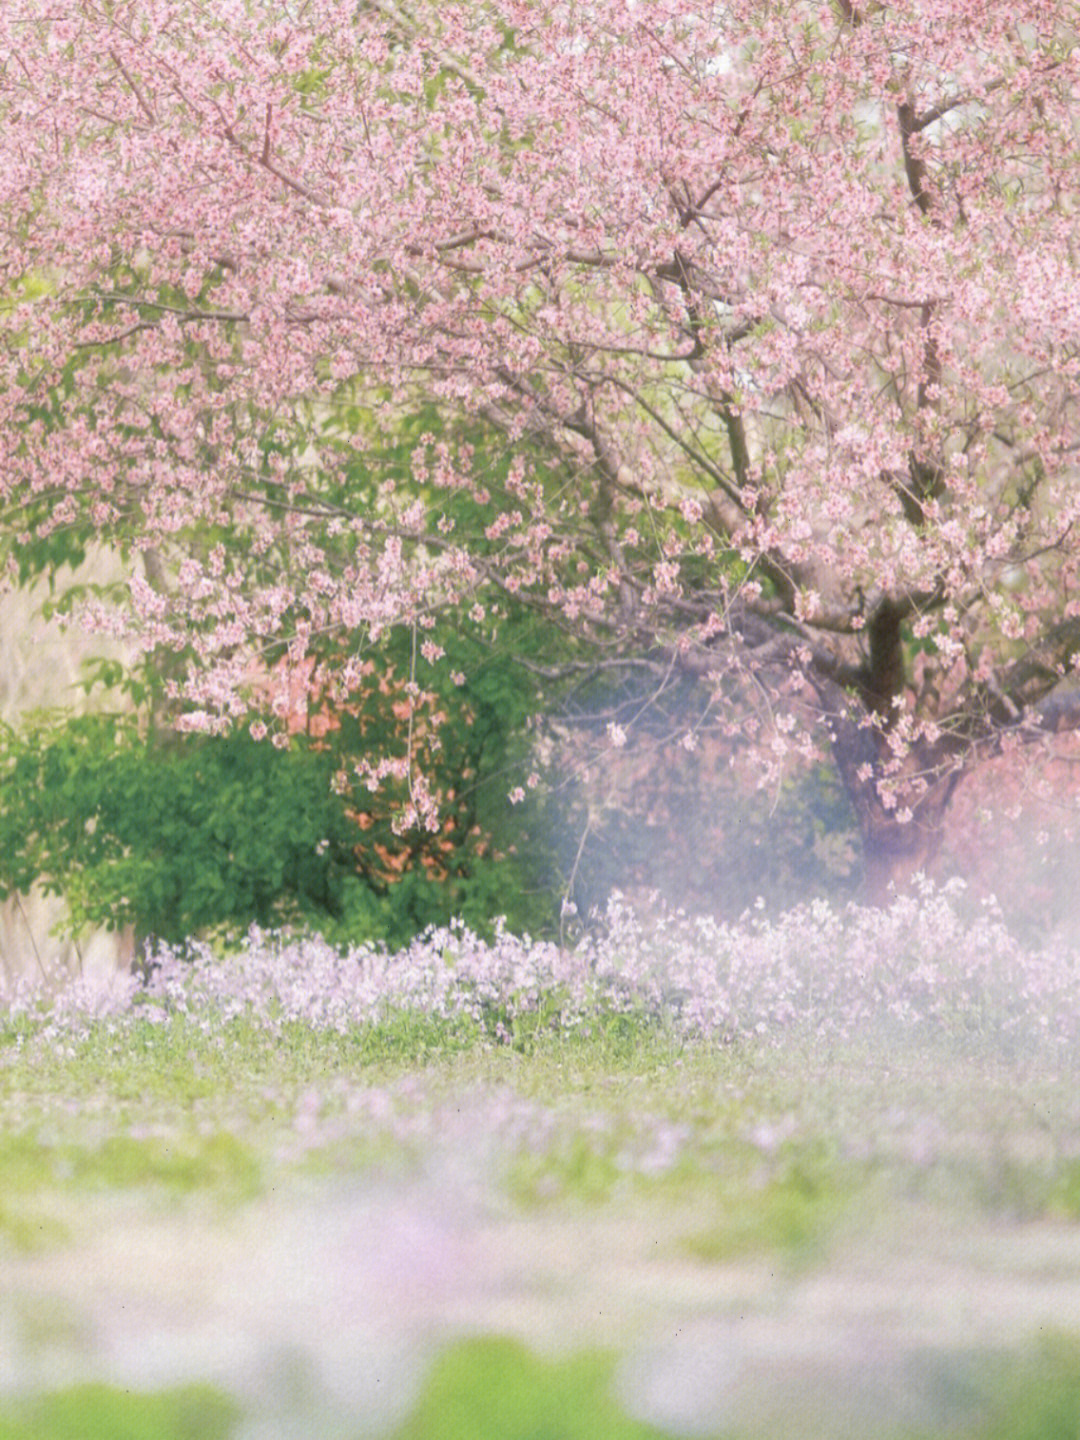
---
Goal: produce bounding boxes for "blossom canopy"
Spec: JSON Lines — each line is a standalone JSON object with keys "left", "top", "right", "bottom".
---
{"left": 1, "top": 0, "right": 1078, "bottom": 887}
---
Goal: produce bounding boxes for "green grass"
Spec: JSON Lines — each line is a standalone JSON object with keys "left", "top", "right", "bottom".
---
{"left": 977, "top": 1334, "right": 1080, "bottom": 1440}
{"left": 5, "top": 1006, "right": 1080, "bottom": 1439}
{"left": 0, "top": 1129, "right": 259, "bottom": 1198}
{"left": 390, "top": 1331, "right": 1080, "bottom": 1440}
{"left": 7, "top": 1333, "right": 1080, "bottom": 1440}
{"left": 3, "top": 1011, "right": 1079, "bottom": 1255}
{"left": 0, "top": 1124, "right": 262, "bottom": 1253}
{"left": 0, "top": 1382, "right": 240, "bottom": 1440}
{"left": 674, "top": 1138, "right": 859, "bottom": 1263}
{"left": 389, "top": 1336, "right": 676, "bottom": 1440}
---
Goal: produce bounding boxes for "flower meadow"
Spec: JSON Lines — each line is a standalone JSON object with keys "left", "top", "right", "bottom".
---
{"left": 4, "top": 880, "right": 1078, "bottom": 1056}
{"left": 7, "top": 882, "right": 1080, "bottom": 1440}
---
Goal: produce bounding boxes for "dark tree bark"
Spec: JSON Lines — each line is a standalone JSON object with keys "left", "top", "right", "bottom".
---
{"left": 814, "top": 601, "right": 1080, "bottom": 904}
{"left": 829, "top": 720, "right": 962, "bottom": 903}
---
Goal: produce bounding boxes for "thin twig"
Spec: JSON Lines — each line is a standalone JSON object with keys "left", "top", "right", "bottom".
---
{"left": 561, "top": 814, "right": 593, "bottom": 950}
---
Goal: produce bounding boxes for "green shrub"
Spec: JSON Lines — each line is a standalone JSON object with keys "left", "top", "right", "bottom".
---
{"left": 0, "top": 633, "right": 560, "bottom": 951}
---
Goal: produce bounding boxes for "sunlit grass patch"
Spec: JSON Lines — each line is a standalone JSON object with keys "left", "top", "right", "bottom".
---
{"left": 474, "top": 1043, "right": 866, "bottom": 1266}
{"left": 506, "top": 1124, "right": 627, "bottom": 1206}
{"left": 7, "top": 1332, "right": 1080, "bottom": 1440}
{"left": 0, "top": 1125, "right": 261, "bottom": 1257}
{"left": 394, "top": 1331, "right": 1080, "bottom": 1440}
{"left": 976, "top": 1333, "right": 1080, "bottom": 1440}
{"left": 4, "top": 961, "right": 1080, "bottom": 1274}
{"left": 0, "top": 1133, "right": 74, "bottom": 1254}
{"left": 390, "top": 1335, "right": 675, "bottom": 1440}
{"left": 675, "top": 1140, "right": 858, "bottom": 1264}
{"left": 2, "top": 893, "right": 1080, "bottom": 1440}
{"left": 7, "top": 1006, "right": 1078, "bottom": 1240}
{"left": 0, "top": 1126, "right": 260, "bottom": 1200}
{"left": 0, "top": 1199, "right": 67, "bottom": 1254}
{"left": 1047, "top": 1161, "right": 1080, "bottom": 1221}
{"left": 71, "top": 1131, "right": 260, "bottom": 1199}
{"left": 278, "top": 1007, "right": 487, "bottom": 1063}
{"left": 0, "top": 1381, "right": 240, "bottom": 1440}
{"left": 6, "top": 1008, "right": 495, "bottom": 1100}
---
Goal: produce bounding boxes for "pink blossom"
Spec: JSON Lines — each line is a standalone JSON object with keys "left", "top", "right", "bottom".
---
{"left": 1, "top": 0, "right": 1078, "bottom": 883}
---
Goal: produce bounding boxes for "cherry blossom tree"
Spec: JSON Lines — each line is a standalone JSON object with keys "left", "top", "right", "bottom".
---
{"left": 1, "top": 0, "right": 1078, "bottom": 898}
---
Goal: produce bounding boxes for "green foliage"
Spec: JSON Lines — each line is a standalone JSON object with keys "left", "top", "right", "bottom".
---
{"left": 0, "top": 625, "right": 562, "bottom": 949}
{"left": 308, "top": 618, "right": 564, "bottom": 947}
{"left": 2, "top": 507, "right": 88, "bottom": 587}
{"left": 0, "top": 387, "right": 577, "bottom": 948}
{"left": 0, "top": 711, "right": 353, "bottom": 944}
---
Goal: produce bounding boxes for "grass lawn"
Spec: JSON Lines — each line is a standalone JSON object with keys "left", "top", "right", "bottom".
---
{"left": 3, "top": 1007, "right": 1080, "bottom": 1439}
{"left": 3, "top": 897, "right": 1080, "bottom": 1438}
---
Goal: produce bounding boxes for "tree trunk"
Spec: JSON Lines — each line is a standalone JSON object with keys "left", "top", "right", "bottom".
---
{"left": 815, "top": 596, "right": 963, "bottom": 905}
{"left": 830, "top": 722, "right": 961, "bottom": 906}
{"left": 850, "top": 790, "right": 951, "bottom": 906}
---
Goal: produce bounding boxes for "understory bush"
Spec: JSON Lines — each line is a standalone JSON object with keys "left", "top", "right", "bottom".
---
{"left": 0, "top": 631, "right": 560, "bottom": 950}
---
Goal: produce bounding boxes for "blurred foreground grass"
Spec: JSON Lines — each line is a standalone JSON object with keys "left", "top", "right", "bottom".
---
{"left": 0, "top": 1382, "right": 239, "bottom": 1440}
{"left": 3, "top": 1008, "right": 1078, "bottom": 1249}
{"left": 3, "top": 1007, "right": 1080, "bottom": 1437}
{"left": 6, "top": 1334, "right": 1080, "bottom": 1440}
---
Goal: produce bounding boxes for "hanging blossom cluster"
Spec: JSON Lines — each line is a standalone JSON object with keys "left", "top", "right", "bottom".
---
{"left": 3, "top": 883, "right": 1078, "bottom": 1053}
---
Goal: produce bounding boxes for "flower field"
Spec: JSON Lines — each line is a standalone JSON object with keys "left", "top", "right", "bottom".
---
{"left": 7, "top": 880, "right": 1080, "bottom": 1054}
{"left": 3, "top": 885, "right": 1080, "bottom": 1439}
